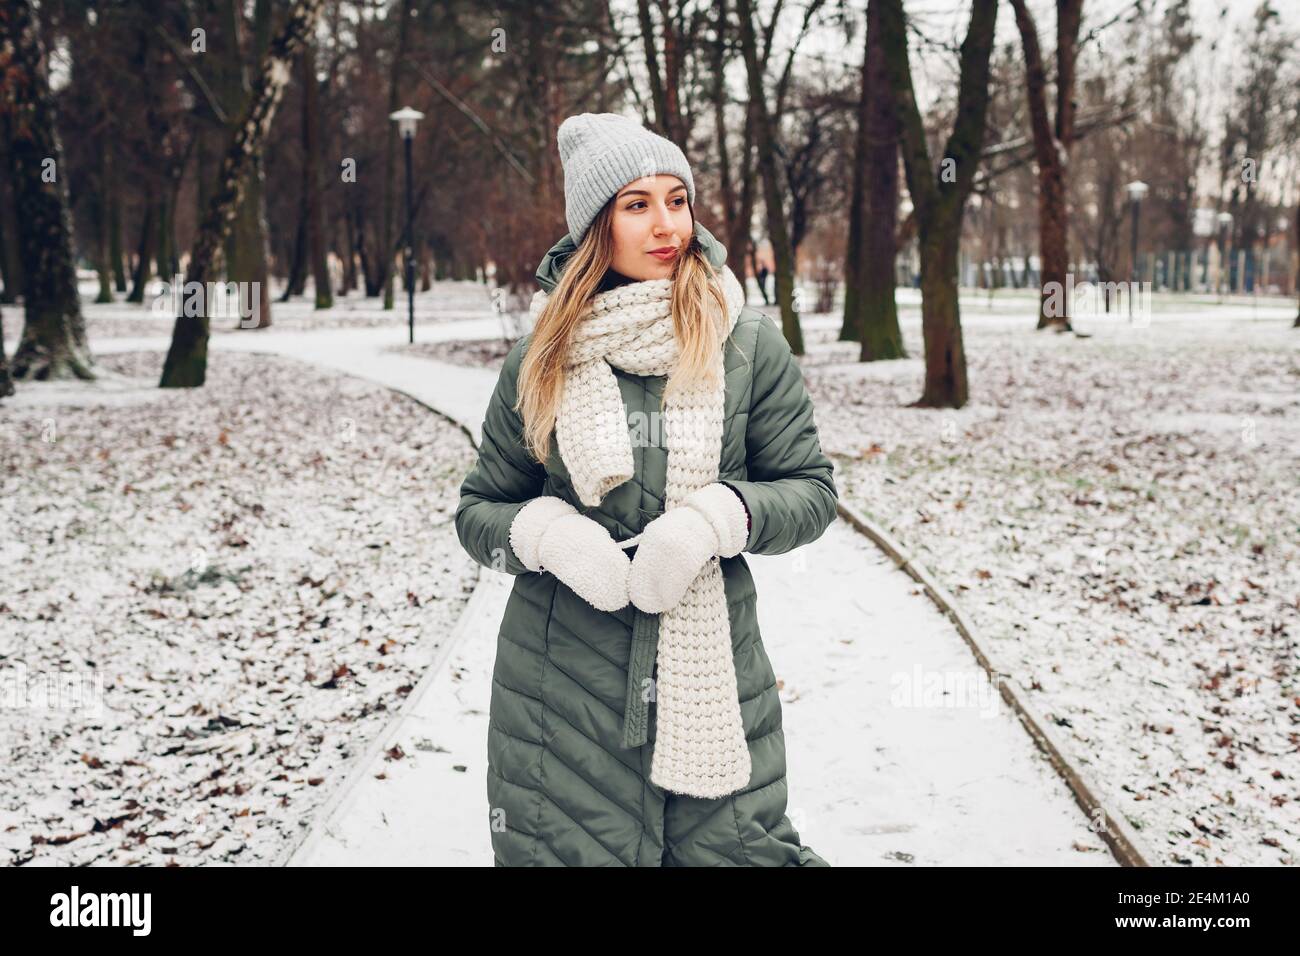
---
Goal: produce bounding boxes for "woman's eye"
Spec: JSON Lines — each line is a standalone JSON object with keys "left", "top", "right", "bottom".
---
{"left": 627, "top": 198, "right": 686, "bottom": 210}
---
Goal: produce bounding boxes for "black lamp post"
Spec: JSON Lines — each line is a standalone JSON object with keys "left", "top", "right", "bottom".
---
{"left": 390, "top": 106, "right": 424, "bottom": 344}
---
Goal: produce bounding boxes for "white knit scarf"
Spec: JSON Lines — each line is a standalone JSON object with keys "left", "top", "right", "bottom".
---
{"left": 528, "top": 262, "right": 752, "bottom": 799}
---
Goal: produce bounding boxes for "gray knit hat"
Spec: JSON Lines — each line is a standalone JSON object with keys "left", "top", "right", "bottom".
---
{"left": 557, "top": 112, "right": 695, "bottom": 245}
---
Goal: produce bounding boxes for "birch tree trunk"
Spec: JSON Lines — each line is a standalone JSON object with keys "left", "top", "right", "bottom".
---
{"left": 159, "top": 0, "right": 325, "bottom": 387}
{"left": 222, "top": 0, "right": 274, "bottom": 329}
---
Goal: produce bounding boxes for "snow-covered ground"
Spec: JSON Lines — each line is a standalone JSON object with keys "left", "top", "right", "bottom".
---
{"left": 0, "top": 348, "right": 477, "bottom": 865}
{"left": 802, "top": 307, "right": 1299, "bottom": 867}
{"left": 391, "top": 286, "right": 1299, "bottom": 866}
{"left": 69, "top": 278, "right": 522, "bottom": 339}
{"left": 5, "top": 280, "right": 1295, "bottom": 867}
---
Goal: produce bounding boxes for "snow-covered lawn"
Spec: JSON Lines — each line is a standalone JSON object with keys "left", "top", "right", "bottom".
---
{"left": 7, "top": 280, "right": 1293, "bottom": 867}
{"left": 75, "top": 277, "right": 512, "bottom": 338}
{"left": 801, "top": 312, "right": 1299, "bottom": 867}
{"left": 408, "top": 297, "right": 1298, "bottom": 867}
{"left": 0, "top": 350, "right": 477, "bottom": 865}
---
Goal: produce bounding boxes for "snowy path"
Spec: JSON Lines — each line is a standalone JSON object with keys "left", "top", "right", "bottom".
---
{"left": 89, "top": 324, "right": 1115, "bottom": 866}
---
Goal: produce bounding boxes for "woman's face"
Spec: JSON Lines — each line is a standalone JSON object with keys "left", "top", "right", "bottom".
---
{"left": 607, "top": 175, "right": 693, "bottom": 281}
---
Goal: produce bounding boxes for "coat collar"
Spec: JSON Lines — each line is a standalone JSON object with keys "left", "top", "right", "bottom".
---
{"left": 533, "top": 219, "right": 728, "bottom": 294}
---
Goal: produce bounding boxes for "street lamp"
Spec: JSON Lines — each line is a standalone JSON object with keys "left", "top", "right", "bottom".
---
{"left": 389, "top": 106, "right": 424, "bottom": 344}
{"left": 1124, "top": 181, "right": 1148, "bottom": 319}
{"left": 1125, "top": 180, "right": 1148, "bottom": 281}
{"left": 1216, "top": 211, "right": 1233, "bottom": 298}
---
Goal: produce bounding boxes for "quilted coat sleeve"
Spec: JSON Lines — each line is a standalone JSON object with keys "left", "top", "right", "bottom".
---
{"left": 454, "top": 337, "right": 547, "bottom": 575}
{"left": 719, "top": 316, "right": 838, "bottom": 555}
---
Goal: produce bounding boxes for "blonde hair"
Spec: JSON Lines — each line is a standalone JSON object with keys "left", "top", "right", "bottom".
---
{"left": 516, "top": 199, "right": 735, "bottom": 466}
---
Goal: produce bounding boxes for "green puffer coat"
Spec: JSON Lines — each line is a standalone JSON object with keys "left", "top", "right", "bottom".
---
{"left": 455, "top": 221, "right": 838, "bottom": 866}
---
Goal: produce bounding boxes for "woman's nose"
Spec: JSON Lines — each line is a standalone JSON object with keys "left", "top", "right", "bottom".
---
{"left": 652, "top": 202, "right": 675, "bottom": 233}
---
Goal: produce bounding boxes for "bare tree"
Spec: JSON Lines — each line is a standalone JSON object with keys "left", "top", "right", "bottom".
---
{"left": 1219, "top": 1, "right": 1293, "bottom": 296}
{"left": 221, "top": 0, "right": 275, "bottom": 329}
{"left": 1008, "top": 0, "right": 1083, "bottom": 331}
{"left": 842, "top": 0, "right": 905, "bottom": 360}
{"left": 736, "top": 0, "right": 828, "bottom": 355}
{"left": 636, "top": 0, "right": 697, "bottom": 149}
{"left": 159, "top": 0, "right": 325, "bottom": 387}
{"left": 380, "top": 0, "right": 414, "bottom": 310}
{"left": 878, "top": 0, "right": 998, "bottom": 408}
{"left": 0, "top": 0, "right": 96, "bottom": 381}
{"left": 303, "top": 39, "right": 332, "bottom": 309}
{"left": 707, "top": 0, "right": 759, "bottom": 292}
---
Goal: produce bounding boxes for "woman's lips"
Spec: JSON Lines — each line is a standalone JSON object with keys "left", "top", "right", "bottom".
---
{"left": 648, "top": 248, "right": 679, "bottom": 261}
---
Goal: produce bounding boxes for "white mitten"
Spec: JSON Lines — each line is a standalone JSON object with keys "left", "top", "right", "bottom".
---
{"left": 509, "top": 496, "right": 631, "bottom": 612}
{"left": 628, "top": 483, "right": 750, "bottom": 613}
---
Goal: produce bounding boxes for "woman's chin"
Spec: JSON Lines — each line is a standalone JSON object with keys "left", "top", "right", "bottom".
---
{"left": 616, "top": 261, "right": 673, "bottom": 282}
{"left": 644, "top": 256, "right": 678, "bottom": 276}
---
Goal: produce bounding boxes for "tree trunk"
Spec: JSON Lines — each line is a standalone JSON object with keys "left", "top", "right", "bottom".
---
{"left": 303, "top": 41, "right": 332, "bottom": 309}
{"left": 419, "top": 240, "right": 432, "bottom": 291}
{"left": 159, "top": 0, "right": 325, "bottom": 387}
{"left": 341, "top": 212, "right": 357, "bottom": 293}
{"left": 637, "top": 0, "right": 686, "bottom": 148}
{"left": 844, "top": 0, "right": 905, "bottom": 360}
{"left": 749, "top": 248, "right": 768, "bottom": 304}
{"left": 127, "top": 202, "right": 157, "bottom": 303}
{"left": 108, "top": 153, "right": 127, "bottom": 292}
{"left": 157, "top": 192, "right": 175, "bottom": 284}
{"left": 1009, "top": 0, "right": 1082, "bottom": 331}
{"left": 709, "top": 0, "right": 755, "bottom": 298}
{"left": 222, "top": 0, "right": 274, "bottom": 328}
{"left": 1, "top": 0, "right": 95, "bottom": 381}
{"left": 0, "top": 207, "right": 13, "bottom": 304}
{"left": 380, "top": 0, "right": 414, "bottom": 310}
{"left": 282, "top": 196, "right": 307, "bottom": 300}
{"left": 879, "top": 0, "right": 996, "bottom": 407}
{"left": 0, "top": 304, "right": 14, "bottom": 398}
{"left": 358, "top": 207, "right": 383, "bottom": 297}
{"left": 841, "top": 32, "right": 868, "bottom": 345}
{"left": 917, "top": 220, "right": 967, "bottom": 406}
{"left": 0, "top": 123, "right": 25, "bottom": 303}
{"left": 93, "top": 146, "right": 114, "bottom": 303}
{"left": 736, "top": 0, "right": 803, "bottom": 354}
{"left": 1034, "top": 159, "right": 1070, "bottom": 329}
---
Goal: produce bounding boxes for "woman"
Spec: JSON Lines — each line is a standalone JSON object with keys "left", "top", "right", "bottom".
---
{"left": 455, "top": 112, "right": 838, "bottom": 866}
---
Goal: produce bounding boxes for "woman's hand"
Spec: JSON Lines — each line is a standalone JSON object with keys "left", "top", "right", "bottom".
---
{"left": 628, "top": 483, "right": 749, "bottom": 613}
{"left": 509, "top": 496, "right": 631, "bottom": 612}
